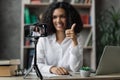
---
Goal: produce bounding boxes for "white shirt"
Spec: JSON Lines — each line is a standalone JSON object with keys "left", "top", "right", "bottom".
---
{"left": 32, "top": 31, "right": 41, "bottom": 37}
{"left": 36, "top": 33, "right": 83, "bottom": 73}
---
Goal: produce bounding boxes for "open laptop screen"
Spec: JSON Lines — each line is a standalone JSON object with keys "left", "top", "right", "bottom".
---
{"left": 96, "top": 46, "right": 120, "bottom": 75}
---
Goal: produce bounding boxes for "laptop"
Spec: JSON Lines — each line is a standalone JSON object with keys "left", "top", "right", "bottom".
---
{"left": 96, "top": 46, "right": 120, "bottom": 75}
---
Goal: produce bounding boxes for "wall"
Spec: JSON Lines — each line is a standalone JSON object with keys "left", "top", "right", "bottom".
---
{"left": 96, "top": 0, "right": 120, "bottom": 14}
{"left": 0, "top": 0, "right": 21, "bottom": 59}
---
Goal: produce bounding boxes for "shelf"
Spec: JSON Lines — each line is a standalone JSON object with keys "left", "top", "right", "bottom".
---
{"left": 83, "top": 24, "right": 91, "bottom": 29}
{"left": 24, "top": 46, "right": 34, "bottom": 49}
{"left": 72, "top": 3, "right": 91, "bottom": 9}
{"left": 22, "top": 1, "right": 96, "bottom": 71}
{"left": 84, "top": 46, "right": 92, "bottom": 50}
{"left": 25, "top": 3, "right": 91, "bottom": 9}
{"left": 25, "top": 3, "right": 49, "bottom": 7}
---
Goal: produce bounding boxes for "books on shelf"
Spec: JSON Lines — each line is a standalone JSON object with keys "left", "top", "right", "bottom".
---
{"left": 80, "top": 14, "right": 90, "bottom": 25}
{"left": 84, "top": 0, "right": 91, "bottom": 4}
{"left": 31, "top": 0, "right": 41, "bottom": 4}
{"left": 24, "top": 8, "right": 31, "bottom": 24}
{"left": 70, "top": 0, "right": 91, "bottom": 4}
{"left": 24, "top": 8, "right": 38, "bottom": 25}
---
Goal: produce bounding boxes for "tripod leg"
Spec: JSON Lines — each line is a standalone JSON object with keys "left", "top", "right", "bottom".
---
{"left": 24, "top": 65, "right": 34, "bottom": 79}
{"left": 34, "top": 65, "right": 43, "bottom": 80}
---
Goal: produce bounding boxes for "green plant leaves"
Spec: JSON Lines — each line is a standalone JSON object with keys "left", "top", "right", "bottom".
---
{"left": 97, "top": 6, "right": 120, "bottom": 46}
{"left": 80, "top": 67, "right": 91, "bottom": 71}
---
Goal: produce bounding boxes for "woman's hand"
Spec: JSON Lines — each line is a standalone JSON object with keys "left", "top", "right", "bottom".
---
{"left": 50, "top": 66, "right": 69, "bottom": 75}
{"left": 65, "top": 23, "right": 78, "bottom": 47}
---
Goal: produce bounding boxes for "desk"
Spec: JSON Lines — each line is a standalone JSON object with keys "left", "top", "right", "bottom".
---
{"left": 0, "top": 73, "right": 120, "bottom": 80}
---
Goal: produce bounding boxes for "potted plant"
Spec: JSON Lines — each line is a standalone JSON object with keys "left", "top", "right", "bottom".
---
{"left": 80, "top": 66, "right": 91, "bottom": 77}
{"left": 96, "top": 6, "right": 120, "bottom": 65}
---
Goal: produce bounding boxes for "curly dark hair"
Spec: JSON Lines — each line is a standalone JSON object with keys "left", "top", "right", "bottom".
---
{"left": 41, "top": 1, "right": 83, "bottom": 35}
{"left": 33, "top": 26, "right": 40, "bottom": 32}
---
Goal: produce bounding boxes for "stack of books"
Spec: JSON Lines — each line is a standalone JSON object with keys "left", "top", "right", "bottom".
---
{"left": 0, "top": 59, "right": 20, "bottom": 76}
{"left": 80, "top": 14, "right": 90, "bottom": 25}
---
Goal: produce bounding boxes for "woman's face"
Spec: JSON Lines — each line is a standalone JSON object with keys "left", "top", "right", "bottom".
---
{"left": 52, "top": 8, "right": 66, "bottom": 32}
{"left": 35, "top": 27, "right": 38, "bottom": 32}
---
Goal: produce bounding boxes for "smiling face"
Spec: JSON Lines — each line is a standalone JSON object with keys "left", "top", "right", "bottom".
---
{"left": 52, "top": 8, "right": 67, "bottom": 32}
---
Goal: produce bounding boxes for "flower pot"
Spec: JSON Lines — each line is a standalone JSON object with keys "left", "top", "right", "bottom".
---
{"left": 80, "top": 70, "right": 90, "bottom": 77}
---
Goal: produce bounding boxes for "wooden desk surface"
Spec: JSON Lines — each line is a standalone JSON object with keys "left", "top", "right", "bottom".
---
{"left": 0, "top": 73, "right": 120, "bottom": 80}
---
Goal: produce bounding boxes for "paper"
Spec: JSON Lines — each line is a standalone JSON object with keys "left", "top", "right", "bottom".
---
{"left": 29, "top": 71, "right": 59, "bottom": 78}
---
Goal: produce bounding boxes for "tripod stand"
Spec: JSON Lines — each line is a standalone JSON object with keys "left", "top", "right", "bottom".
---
{"left": 24, "top": 23, "right": 47, "bottom": 80}
{"left": 24, "top": 38, "right": 43, "bottom": 80}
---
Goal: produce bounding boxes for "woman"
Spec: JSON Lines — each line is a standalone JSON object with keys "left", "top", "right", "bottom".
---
{"left": 36, "top": 1, "right": 83, "bottom": 75}
{"left": 32, "top": 26, "right": 40, "bottom": 37}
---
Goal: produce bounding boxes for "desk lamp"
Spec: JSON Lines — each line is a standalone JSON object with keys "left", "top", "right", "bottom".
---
{"left": 24, "top": 23, "right": 47, "bottom": 80}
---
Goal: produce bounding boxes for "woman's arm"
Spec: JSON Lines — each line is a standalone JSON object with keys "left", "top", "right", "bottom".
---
{"left": 68, "top": 42, "right": 83, "bottom": 72}
{"left": 65, "top": 24, "right": 83, "bottom": 72}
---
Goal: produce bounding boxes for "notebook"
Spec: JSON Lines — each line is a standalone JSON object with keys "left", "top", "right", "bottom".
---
{"left": 96, "top": 46, "right": 120, "bottom": 75}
